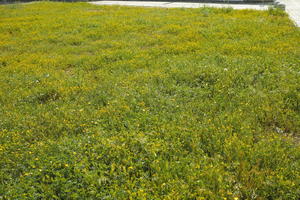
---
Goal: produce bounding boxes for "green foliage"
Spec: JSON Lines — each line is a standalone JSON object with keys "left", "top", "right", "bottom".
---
{"left": 0, "top": 2, "right": 299, "bottom": 199}
{"left": 268, "top": 7, "right": 286, "bottom": 17}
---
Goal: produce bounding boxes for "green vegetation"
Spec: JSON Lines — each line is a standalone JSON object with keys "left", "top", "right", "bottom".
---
{"left": 0, "top": 0, "right": 274, "bottom": 3}
{"left": 0, "top": 2, "right": 299, "bottom": 199}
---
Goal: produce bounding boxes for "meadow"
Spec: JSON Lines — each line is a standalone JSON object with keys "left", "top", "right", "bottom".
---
{"left": 0, "top": 2, "right": 299, "bottom": 199}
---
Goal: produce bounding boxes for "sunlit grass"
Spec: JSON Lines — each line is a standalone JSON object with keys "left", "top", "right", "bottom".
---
{"left": 0, "top": 2, "right": 299, "bottom": 199}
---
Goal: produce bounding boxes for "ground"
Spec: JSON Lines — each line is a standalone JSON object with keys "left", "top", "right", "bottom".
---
{"left": 0, "top": 2, "right": 299, "bottom": 199}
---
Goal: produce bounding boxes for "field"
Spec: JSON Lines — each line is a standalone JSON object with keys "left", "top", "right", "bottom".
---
{"left": 0, "top": 2, "right": 300, "bottom": 199}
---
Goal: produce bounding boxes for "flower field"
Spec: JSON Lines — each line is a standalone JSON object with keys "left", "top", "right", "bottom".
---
{"left": 0, "top": 2, "right": 299, "bottom": 199}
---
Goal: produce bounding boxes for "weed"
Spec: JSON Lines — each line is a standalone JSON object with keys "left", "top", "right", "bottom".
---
{"left": 0, "top": 2, "right": 299, "bottom": 199}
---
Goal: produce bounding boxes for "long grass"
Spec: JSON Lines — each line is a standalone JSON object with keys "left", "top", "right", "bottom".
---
{"left": 0, "top": 2, "right": 299, "bottom": 199}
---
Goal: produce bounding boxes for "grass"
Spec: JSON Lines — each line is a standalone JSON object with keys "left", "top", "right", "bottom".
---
{"left": 0, "top": 2, "right": 300, "bottom": 199}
